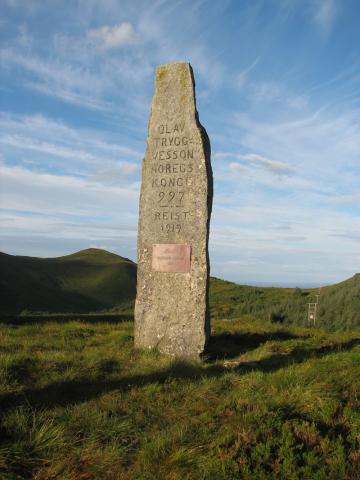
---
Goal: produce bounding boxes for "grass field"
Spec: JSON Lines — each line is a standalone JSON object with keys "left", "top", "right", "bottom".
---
{"left": 1, "top": 317, "right": 359, "bottom": 479}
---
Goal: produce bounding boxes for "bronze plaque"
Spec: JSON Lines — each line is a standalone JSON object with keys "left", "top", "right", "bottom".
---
{"left": 152, "top": 244, "right": 191, "bottom": 273}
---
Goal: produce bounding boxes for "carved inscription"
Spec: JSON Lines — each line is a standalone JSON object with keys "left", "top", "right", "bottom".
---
{"left": 151, "top": 123, "right": 194, "bottom": 236}
{"left": 152, "top": 244, "right": 191, "bottom": 273}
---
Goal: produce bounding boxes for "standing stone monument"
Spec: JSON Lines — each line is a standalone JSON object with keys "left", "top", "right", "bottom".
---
{"left": 135, "top": 62, "right": 212, "bottom": 358}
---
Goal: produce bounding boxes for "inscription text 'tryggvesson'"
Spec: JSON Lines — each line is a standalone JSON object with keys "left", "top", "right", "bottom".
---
{"left": 150, "top": 121, "right": 195, "bottom": 235}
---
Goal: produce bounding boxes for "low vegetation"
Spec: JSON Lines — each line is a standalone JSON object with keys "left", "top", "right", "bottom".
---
{"left": 0, "top": 317, "right": 359, "bottom": 479}
{"left": 1, "top": 248, "right": 359, "bottom": 330}
{"left": 0, "top": 248, "right": 136, "bottom": 315}
{"left": 210, "top": 275, "right": 360, "bottom": 330}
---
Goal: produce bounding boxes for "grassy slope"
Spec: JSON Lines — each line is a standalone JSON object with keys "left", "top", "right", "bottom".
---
{"left": 0, "top": 248, "right": 136, "bottom": 315}
{"left": 1, "top": 248, "right": 359, "bottom": 329}
{"left": 210, "top": 275, "right": 360, "bottom": 330}
{"left": 0, "top": 318, "right": 359, "bottom": 479}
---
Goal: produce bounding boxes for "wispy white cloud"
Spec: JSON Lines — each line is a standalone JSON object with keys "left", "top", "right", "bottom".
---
{"left": 88, "top": 161, "right": 139, "bottom": 185}
{"left": 0, "top": 48, "right": 112, "bottom": 110}
{"left": 0, "top": 163, "right": 139, "bottom": 217}
{"left": 228, "top": 162, "right": 246, "bottom": 173}
{"left": 1, "top": 134, "right": 99, "bottom": 164}
{"left": 279, "top": 0, "right": 338, "bottom": 36}
{"left": 329, "top": 231, "right": 360, "bottom": 242}
{"left": 2, "top": 0, "right": 38, "bottom": 9}
{"left": 0, "top": 112, "right": 143, "bottom": 177}
{"left": 135, "top": 0, "right": 226, "bottom": 89}
{"left": 234, "top": 105, "right": 360, "bottom": 188}
{"left": 87, "top": 22, "right": 138, "bottom": 49}
{"left": 0, "top": 50, "right": 104, "bottom": 92}
{"left": 313, "top": 0, "right": 337, "bottom": 34}
{"left": 0, "top": 0, "right": 229, "bottom": 129}
{"left": 0, "top": 132, "right": 139, "bottom": 179}
{"left": 0, "top": 212, "right": 136, "bottom": 241}
{"left": 328, "top": 194, "right": 360, "bottom": 205}
{"left": 0, "top": 161, "right": 139, "bottom": 258}
{"left": 0, "top": 112, "right": 142, "bottom": 158}
{"left": 239, "top": 153, "right": 294, "bottom": 176}
{"left": 25, "top": 80, "right": 112, "bottom": 111}
{"left": 209, "top": 199, "right": 360, "bottom": 284}
{"left": 16, "top": 24, "right": 33, "bottom": 49}
{"left": 218, "top": 152, "right": 294, "bottom": 176}
{"left": 236, "top": 56, "right": 260, "bottom": 88}
{"left": 247, "top": 81, "right": 309, "bottom": 109}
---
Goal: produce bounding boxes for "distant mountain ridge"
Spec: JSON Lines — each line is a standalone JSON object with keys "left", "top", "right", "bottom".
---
{"left": 1, "top": 248, "right": 359, "bottom": 330}
{"left": 0, "top": 248, "right": 136, "bottom": 315}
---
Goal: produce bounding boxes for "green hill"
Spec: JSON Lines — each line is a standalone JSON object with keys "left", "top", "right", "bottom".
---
{"left": 0, "top": 248, "right": 136, "bottom": 315}
{"left": 210, "top": 275, "right": 360, "bottom": 330}
{"left": 1, "top": 248, "right": 359, "bottom": 330}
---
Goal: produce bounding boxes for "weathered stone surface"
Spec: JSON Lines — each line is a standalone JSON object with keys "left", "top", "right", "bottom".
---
{"left": 134, "top": 62, "right": 212, "bottom": 358}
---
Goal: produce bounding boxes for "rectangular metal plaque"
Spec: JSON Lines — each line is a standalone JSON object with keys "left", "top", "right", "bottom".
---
{"left": 152, "top": 244, "right": 191, "bottom": 273}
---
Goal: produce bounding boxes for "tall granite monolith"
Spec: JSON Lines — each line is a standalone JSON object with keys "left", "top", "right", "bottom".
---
{"left": 134, "top": 62, "right": 212, "bottom": 358}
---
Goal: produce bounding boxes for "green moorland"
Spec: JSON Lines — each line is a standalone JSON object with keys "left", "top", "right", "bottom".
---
{"left": 0, "top": 317, "right": 359, "bottom": 479}
{"left": 0, "top": 249, "right": 136, "bottom": 315}
{"left": 1, "top": 248, "right": 359, "bottom": 330}
{"left": 210, "top": 275, "right": 360, "bottom": 330}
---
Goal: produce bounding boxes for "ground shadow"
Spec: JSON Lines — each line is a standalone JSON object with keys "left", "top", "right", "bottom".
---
{"left": 0, "top": 337, "right": 359, "bottom": 414}
{"left": 204, "top": 330, "right": 307, "bottom": 361}
{"left": 251, "top": 338, "right": 360, "bottom": 373}
{"left": 0, "top": 362, "right": 223, "bottom": 413}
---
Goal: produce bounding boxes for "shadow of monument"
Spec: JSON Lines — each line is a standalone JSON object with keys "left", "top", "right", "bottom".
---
{"left": 0, "top": 337, "right": 358, "bottom": 415}
{"left": 248, "top": 337, "right": 360, "bottom": 373}
{"left": 204, "top": 330, "right": 307, "bottom": 361}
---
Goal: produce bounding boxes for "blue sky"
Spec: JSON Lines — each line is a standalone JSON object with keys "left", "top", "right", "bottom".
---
{"left": 0, "top": 0, "right": 359, "bottom": 286}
